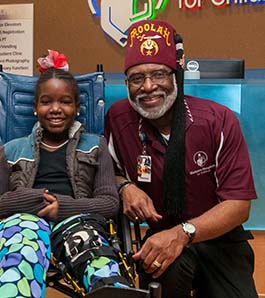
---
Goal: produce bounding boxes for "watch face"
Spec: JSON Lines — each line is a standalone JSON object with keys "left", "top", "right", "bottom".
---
{"left": 184, "top": 223, "right": 196, "bottom": 234}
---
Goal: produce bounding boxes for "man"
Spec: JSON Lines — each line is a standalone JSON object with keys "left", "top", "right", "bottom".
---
{"left": 105, "top": 19, "right": 258, "bottom": 298}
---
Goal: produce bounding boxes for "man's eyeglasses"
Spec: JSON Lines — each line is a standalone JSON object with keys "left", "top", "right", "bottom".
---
{"left": 127, "top": 70, "right": 174, "bottom": 88}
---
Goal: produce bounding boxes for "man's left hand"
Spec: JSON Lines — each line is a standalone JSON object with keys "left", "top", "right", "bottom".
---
{"left": 132, "top": 225, "right": 189, "bottom": 278}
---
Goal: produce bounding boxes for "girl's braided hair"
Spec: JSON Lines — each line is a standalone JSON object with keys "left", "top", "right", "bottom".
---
{"left": 35, "top": 67, "right": 80, "bottom": 104}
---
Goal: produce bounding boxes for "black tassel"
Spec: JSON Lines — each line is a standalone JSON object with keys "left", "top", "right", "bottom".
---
{"left": 163, "top": 34, "right": 186, "bottom": 216}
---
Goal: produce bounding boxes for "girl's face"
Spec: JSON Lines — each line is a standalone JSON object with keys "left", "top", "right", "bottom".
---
{"left": 34, "top": 78, "right": 80, "bottom": 140}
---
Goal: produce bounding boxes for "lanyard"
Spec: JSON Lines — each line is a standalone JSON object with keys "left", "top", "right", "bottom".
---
{"left": 138, "top": 118, "right": 148, "bottom": 155}
{"left": 137, "top": 118, "right": 152, "bottom": 182}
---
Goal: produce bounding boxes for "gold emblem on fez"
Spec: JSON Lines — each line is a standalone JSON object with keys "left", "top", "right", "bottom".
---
{"left": 140, "top": 37, "right": 159, "bottom": 56}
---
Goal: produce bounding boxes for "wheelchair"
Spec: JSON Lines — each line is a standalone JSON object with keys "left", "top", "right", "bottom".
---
{"left": 0, "top": 66, "right": 162, "bottom": 298}
{"left": 45, "top": 215, "right": 161, "bottom": 298}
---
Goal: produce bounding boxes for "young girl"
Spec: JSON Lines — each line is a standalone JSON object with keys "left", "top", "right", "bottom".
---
{"left": 0, "top": 51, "right": 128, "bottom": 297}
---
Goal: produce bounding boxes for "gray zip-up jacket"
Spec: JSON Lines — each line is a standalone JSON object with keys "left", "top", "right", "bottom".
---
{"left": 0, "top": 121, "right": 119, "bottom": 221}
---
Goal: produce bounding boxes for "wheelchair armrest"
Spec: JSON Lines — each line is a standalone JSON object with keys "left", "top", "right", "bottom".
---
{"left": 118, "top": 211, "right": 133, "bottom": 256}
{"left": 118, "top": 211, "right": 143, "bottom": 256}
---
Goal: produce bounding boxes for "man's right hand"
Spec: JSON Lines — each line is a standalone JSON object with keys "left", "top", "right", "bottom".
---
{"left": 121, "top": 183, "right": 162, "bottom": 223}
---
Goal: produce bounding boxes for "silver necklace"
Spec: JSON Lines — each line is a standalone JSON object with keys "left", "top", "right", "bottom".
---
{"left": 40, "top": 139, "right": 69, "bottom": 150}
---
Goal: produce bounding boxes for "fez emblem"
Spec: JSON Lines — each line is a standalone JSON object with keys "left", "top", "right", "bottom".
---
{"left": 140, "top": 36, "right": 160, "bottom": 56}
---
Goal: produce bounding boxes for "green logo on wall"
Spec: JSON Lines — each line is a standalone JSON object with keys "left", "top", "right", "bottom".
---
{"left": 87, "top": 0, "right": 168, "bottom": 47}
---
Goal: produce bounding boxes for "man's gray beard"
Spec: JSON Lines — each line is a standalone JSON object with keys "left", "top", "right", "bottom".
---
{"left": 127, "top": 77, "right": 178, "bottom": 120}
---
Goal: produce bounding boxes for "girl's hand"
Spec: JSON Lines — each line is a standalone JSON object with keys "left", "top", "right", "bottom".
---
{"left": 37, "top": 190, "right": 58, "bottom": 221}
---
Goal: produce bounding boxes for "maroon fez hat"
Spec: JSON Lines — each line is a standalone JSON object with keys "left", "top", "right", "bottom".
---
{"left": 124, "top": 19, "right": 177, "bottom": 72}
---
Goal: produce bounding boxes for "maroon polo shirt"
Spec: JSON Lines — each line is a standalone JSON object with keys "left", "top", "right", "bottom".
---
{"left": 105, "top": 96, "right": 257, "bottom": 231}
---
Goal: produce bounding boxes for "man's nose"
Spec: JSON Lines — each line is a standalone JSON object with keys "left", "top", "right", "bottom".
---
{"left": 141, "top": 77, "right": 158, "bottom": 91}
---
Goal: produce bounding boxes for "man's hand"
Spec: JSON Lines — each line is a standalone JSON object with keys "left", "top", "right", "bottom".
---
{"left": 122, "top": 183, "right": 162, "bottom": 223}
{"left": 37, "top": 190, "right": 58, "bottom": 221}
{"left": 132, "top": 225, "right": 189, "bottom": 278}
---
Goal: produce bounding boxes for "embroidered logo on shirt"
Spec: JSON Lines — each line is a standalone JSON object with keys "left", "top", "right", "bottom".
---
{"left": 190, "top": 151, "right": 215, "bottom": 176}
{"left": 193, "top": 151, "right": 208, "bottom": 167}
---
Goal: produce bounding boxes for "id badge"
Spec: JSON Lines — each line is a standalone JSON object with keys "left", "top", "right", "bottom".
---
{"left": 137, "top": 155, "right": 151, "bottom": 182}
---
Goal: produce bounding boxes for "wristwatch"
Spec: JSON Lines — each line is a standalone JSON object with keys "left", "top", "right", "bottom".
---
{"left": 181, "top": 222, "right": 196, "bottom": 244}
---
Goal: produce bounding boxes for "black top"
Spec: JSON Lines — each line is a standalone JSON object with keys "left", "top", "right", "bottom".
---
{"left": 33, "top": 144, "right": 74, "bottom": 197}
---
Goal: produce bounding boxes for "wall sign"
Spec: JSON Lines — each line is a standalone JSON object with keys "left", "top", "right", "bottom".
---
{"left": 178, "top": 0, "right": 265, "bottom": 9}
{"left": 0, "top": 4, "right": 33, "bottom": 75}
{"left": 87, "top": 0, "right": 264, "bottom": 47}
